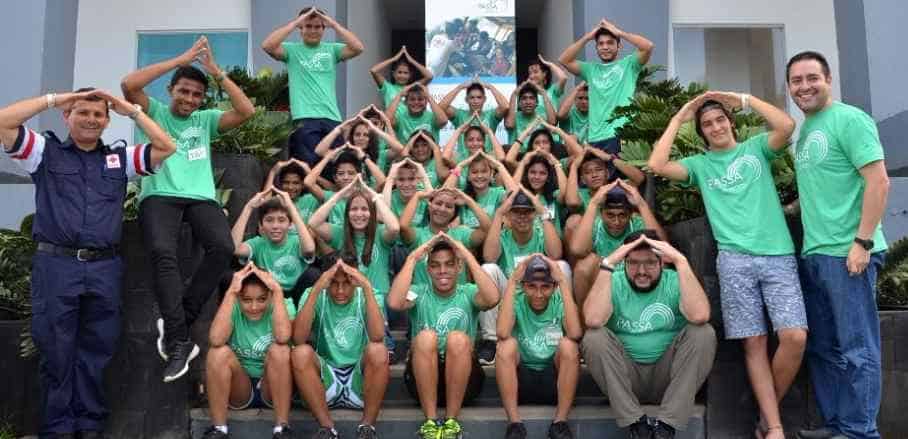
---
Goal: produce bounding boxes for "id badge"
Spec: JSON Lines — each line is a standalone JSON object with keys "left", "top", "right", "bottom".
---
{"left": 187, "top": 147, "right": 207, "bottom": 161}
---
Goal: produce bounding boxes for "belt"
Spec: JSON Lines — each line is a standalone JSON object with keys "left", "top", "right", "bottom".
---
{"left": 36, "top": 242, "right": 117, "bottom": 261}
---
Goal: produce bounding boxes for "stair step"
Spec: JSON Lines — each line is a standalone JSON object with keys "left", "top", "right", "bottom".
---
{"left": 191, "top": 405, "right": 705, "bottom": 438}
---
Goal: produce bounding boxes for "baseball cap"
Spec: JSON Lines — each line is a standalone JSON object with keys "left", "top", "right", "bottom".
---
{"left": 603, "top": 186, "right": 632, "bottom": 209}
{"left": 522, "top": 255, "right": 555, "bottom": 284}
{"left": 510, "top": 191, "right": 535, "bottom": 210}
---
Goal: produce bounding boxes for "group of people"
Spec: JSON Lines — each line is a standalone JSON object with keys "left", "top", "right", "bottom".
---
{"left": 0, "top": 6, "right": 889, "bottom": 439}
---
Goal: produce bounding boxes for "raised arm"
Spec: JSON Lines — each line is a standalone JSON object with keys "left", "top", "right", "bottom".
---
{"left": 569, "top": 183, "right": 614, "bottom": 257}
{"left": 293, "top": 264, "right": 337, "bottom": 344}
{"left": 304, "top": 149, "right": 343, "bottom": 200}
{"left": 483, "top": 81, "right": 510, "bottom": 119}
{"left": 496, "top": 268, "right": 521, "bottom": 340}
{"left": 209, "top": 265, "right": 252, "bottom": 347}
{"left": 261, "top": 13, "right": 309, "bottom": 62}
{"left": 98, "top": 90, "right": 177, "bottom": 168}
{"left": 385, "top": 86, "right": 407, "bottom": 128}
{"left": 482, "top": 192, "right": 516, "bottom": 263}
{"left": 231, "top": 190, "right": 270, "bottom": 257}
{"left": 276, "top": 188, "right": 316, "bottom": 258}
{"left": 551, "top": 257, "right": 582, "bottom": 340}
{"left": 439, "top": 81, "right": 468, "bottom": 119}
{"left": 532, "top": 82, "right": 557, "bottom": 124}
{"left": 319, "top": 10, "right": 364, "bottom": 61}
{"left": 564, "top": 155, "right": 583, "bottom": 209}
{"left": 583, "top": 237, "right": 644, "bottom": 327}
{"left": 403, "top": 46, "right": 435, "bottom": 86}
{"left": 121, "top": 37, "right": 207, "bottom": 109}
{"left": 557, "top": 82, "right": 583, "bottom": 121}
{"left": 346, "top": 265, "right": 385, "bottom": 342}
{"left": 315, "top": 118, "right": 353, "bottom": 156}
{"left": 370, "top": 49, "right": 403, "bottom": 87}
{"left": 388, "top": 238, "right": 438, "bottom": 311}
{"left": 399, "top": 190, "right": 431, "bottom": 245}
{"left": 558, "top": 25, "right": 599, "bottom": 76}
{"left": 457, "top": 189, "right": 492, "bottom": 246}
{"left": 645, "top": 238, "right": 710, "bottom": 324}
{"left": 529, "top": 189, "right": 563, "bottom": 259}
{"left": 504, "top": 86, "right": 519, "bottom": 129}
{"left": 256, "top": 268, "right": 292, "bottom": 344}
{"left": 601, "top": 19, "right": 654, "bottom": 66}
{"left": 648, "top": 96, "right": 705, "bottom": 182}
{"left": 539, "top": 54, "right": 567, "bottom": 95}
{"left": 361, "top": 184, "right": 400, "bottom": 243}
{"left": 451, "top": 237, "right": 499, "bottom": 310}
{"left": 197, "top": 39, "right": 255, "bottom": 132}
{"left": 617, "top": 179, "right": 668, "bottom": 241}
{"left": 308, "top": 182, "right": 353, "bottom": 241}
{"left": 422, "top": 83, "right": 450, "bottom": 128}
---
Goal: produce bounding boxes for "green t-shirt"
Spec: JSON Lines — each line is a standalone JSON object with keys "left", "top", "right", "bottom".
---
{"left": 577, "top": 187, "right": 592, "bottom": 212}
{"left": 794, "top": 102, "right": 887, "bottom": 256}
{"left": 138, "top": 97, "right": 223, "bottom": 202}
{"left": 395, "top": 110, "right": 440, "bottom": 142}
{"left": 514, "top": 291, "right": 564, "bottom": 370}
{"left": 411, "top": 225, "right": 473, "bottom": 286}
{"left": 391, "top": 190, "right": 428, "bottom": 227}
{"left": 379, "top": 81, "right": 405, "bottom": 109}
{"left": 408, "top": 283, "right": 480, "bottom": 355}
{"left": 282, "top": 41, "right": 345, "bottom": 122}
{"left": 508, "top": 112, "right": 538, "bottom": 147}
{"left": 560, "top": 107, "right": 589, "bottom": 144}
{"left": 592, "top": 214, "right": 645, "bottom": 258}
{"left": 229, "top": 298, "right": 297, "bottom": 378}
{"left": 328, "top": 224, "right": 393, "bottom": 298}
{"left": 451, "top": 108, "right": 502, "bottom": 157}
{"left": 578, "top": 54, "right": 642, "bottom": 142}
{"left": 319, "top": 190, "right": 347, "bottom": 225}
{"left": 301, "top": 286, "right": 368, "bottom": 367}
{"left": 537, "top": 192, "right": 564, "bottom": 236}
{"left": 419, "top": 159, "right": 440, "bottom": 188}
{"left": 460, "top": 186, "right": 506, "bottom": 228}
{"left": 295, "top": 193, "right": 321, "bottom": 220}
{"left": 245, "top": 235, "right": 308, "bottom": 292}
{"left": 534, "top": 84, "right": 562, "bottom": 143}
{"left": 498, "top": 223, "right": 546, "bottom": 277}
{"left": 606, "top": 268, "right": 686, "bottom": 364}
{"left": 680, "top": 133, "right": 794, "bottom": 255}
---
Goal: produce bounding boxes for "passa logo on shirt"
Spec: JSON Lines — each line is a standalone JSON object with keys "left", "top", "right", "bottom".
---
{"left": 435, "top": 308, "right": 469, "bottom": 336}
{"left": 592, "top": 65, "right": 624, "bottom": 91}
{"left": 520, "top": 324, "right": 562, "bottom": 357}
{"left": 706, "top": 155, "right": 762, "bottom": 193}
{"left": 613, "top": 303, "right": 675, "bottom": 333}
{"left": 332, "top": 316, "right": 365, "bottom": 350}
{"left": 300, "top": 52, "right": 333, "bottom": 72}
{"left": 795, "top": 130, "right": 829, "bottom": 171}
{"left": 233, "top": 333, "right": 274, "bottom": 360}
{"left": 272, "top": 255, "right": 303, "bottom": 286}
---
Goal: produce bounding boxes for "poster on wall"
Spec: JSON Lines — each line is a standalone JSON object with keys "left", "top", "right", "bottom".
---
{"left": 425, "top": 0, "right": 516, "bottom": 144}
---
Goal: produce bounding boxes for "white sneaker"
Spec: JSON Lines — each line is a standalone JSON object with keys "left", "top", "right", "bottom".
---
{"left": 156, "top": 318, "right": 168, "bottom": 361}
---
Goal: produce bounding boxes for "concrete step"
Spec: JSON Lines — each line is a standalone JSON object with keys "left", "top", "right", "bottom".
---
{"left": 381, "top": 363, "right": 606, "bottom": 406}
{"left": 190, "top": 405, "right": 706, "bottom": 438}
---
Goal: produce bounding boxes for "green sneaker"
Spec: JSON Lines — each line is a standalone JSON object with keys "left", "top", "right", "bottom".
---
{"left": 441, "top": 418, "right": 463, "bottom": 439}
{"left": 417, "top": 419, "right": 441, "bottom": 439}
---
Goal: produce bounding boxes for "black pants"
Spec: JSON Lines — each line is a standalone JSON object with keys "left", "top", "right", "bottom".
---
{"left": 139, "top": 196, "right": 233, "bottom": 344}
{"left": 288, "top": 118, "right": 342, "bottom": 167}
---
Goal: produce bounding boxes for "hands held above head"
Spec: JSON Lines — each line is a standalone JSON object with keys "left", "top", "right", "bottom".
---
{"left": 615, "top": 179, "right": 643, "bottom": 206}
{"left": 227, "top": 263, "right": 256, "bottom": 295}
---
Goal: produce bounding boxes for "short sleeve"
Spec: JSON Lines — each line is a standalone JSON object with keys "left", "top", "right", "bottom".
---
{"left": 328, "top": 223, "right": 344, "bottom": 250}
{"left": 627, "top": 52, "right": 644, "bottom": 75}
{"left": 279, "top": 42, "right": 297, "bottom": 64}
{"left": 463, "top": 284, "right": 480, "bottom": 310}
{"left": 578, "top": 61, "right": 593, "bottom": 81}
{"left": 146, "top": 97, "right": 167, "bottom": 118}
{"left": 746, "top": 132, "right": 778, "bottom": 161}
{"left": 840, "top": 111, "right": 885, "bottom": 169}
{"left": 244, "top": 236, "right": 263, "bottom": 262}
{"left": 283, "top": 298, "right": 298, "bottom": 320}
{"left": 332, "top": 42, "right": 345, "bottom": 63}
{"left": 678, "top": 155, "right": 699, "bottom": 187}
{"left": 205, "top": 108, "right": 226, "bottom": 140}
{"left": 3, "top": 127, "right": 46, "bottom": 174}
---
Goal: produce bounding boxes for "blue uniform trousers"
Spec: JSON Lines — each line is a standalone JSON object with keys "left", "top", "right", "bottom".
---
{"left": 30, "top": 252, "right": 121, "bottom": 437}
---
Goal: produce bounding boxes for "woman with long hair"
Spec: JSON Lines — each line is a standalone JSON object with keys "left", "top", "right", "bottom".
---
{"left": 514, "top": 149, "right": 568, "bottom": 235}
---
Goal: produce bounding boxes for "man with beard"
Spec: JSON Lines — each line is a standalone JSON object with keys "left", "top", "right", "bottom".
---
{"left": 786, "top": 51, "right": 889, "bottom": 439}
{"left": 583, "top": 231, "right": 715, "bottom": 439}
{"left": 388, "top": 234, "right": 499, "bottom": 439}
{"left": 558, "top": 19, "right": 653, "bottom": 155}
{"left": 121, "top": 36, "right": 254, "bottom": 382}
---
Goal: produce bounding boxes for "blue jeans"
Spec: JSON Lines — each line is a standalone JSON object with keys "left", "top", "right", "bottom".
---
{"left": 289, "top": 118, "right": 342, "bottom": 167}
{"left": 799, "top": 253, "right": 885, "bottom": 439}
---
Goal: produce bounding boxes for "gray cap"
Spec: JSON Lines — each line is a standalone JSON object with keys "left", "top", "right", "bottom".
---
{"left": 522, "top": 255, "right": 554, "bottom": 283}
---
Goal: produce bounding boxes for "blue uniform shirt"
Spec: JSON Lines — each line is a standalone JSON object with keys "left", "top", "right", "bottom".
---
{"left": 3, "top": 126, "right": 153, "bottom": 248}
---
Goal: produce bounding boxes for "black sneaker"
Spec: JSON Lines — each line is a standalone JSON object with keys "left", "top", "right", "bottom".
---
{"left": 477, "top": 339, "right": 496, "bottom": 365}
{"left": 505, "top": 422, "right": 527, "bottom": 439}
{"left": 357, "top": 424, "right": 378, "bottom": 439}
{"left": 156, "top": 318, "right": 168, "bottom": 361}
{"left": 548, "top": 421, "right": 573, "bottom": 439}
{"left": 313, "top": 426, "right": 339, "bottom": 439}
{"left": 162, "top": 340, "right": 200, "bottom": 383}
{"left": 202, "top": 426, "right": 229, "bottom": 438}
{"left": 796, "top": 428, "right": 838, "bottom": 439}
{"left": 650, "top": 419, "right": 675, "bottom": 439}
{"left": 628, "top": 415, "right": 652, "bottom": 439}
{"left": 273, "top": 424, "right": 293, "bottom": 439}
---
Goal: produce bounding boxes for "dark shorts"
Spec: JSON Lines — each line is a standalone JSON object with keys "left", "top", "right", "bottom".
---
{"left": 289, "top": 118, "right": 342, "bottom": 166}
{"left": 403, "top": 353, "right": 485, "bottom": 405}
{"left": 517, "top": 363, "right": 557, "bottom": 404}
{"left": 228, "top": 376, "right": 273, "bottom": 410}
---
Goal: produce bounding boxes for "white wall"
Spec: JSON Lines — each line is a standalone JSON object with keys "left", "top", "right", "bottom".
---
{"left": 539, "top": 0, "right": 574, "bottom": 84}
{"left": 73, "top": 0, "right": 251, "bottom": 143}
{"left": 669, "top": 0, "right": 841, "bottom": 113}
{"left": 345, "top": 0, "right": 390, "bottom": 113}
{"left": 864, "top": 0, "right": 908, "bottom": 120}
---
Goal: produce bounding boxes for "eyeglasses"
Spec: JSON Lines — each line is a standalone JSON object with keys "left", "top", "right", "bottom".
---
{"left": 625, "top": 259, "right": 660, "bottom": 271}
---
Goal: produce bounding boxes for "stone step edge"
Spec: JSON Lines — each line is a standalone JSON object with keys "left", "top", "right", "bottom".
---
{"left": 191, "top": 405, "right": 705, "bottom": 422}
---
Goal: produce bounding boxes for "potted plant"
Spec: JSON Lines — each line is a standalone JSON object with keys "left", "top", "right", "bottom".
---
{"left": 0, "top": 215, "right": 40, "bottom": 435}
{"left": 877, "top": 236, "right": 908, "bottom": 437}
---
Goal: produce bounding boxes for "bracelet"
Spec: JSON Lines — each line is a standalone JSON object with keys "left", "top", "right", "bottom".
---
{"left": 46, "top": 93, "right": 57, "bottom": 109}
{"left": 216, "top": 70, "right": 228, "bottom": 82}
{"left": 741, "top": 93, "right": 750, "bottom": 111}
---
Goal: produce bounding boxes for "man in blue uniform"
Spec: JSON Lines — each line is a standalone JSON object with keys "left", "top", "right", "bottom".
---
{"left": 0, "top": 88, "right": 175, "bottom": 438}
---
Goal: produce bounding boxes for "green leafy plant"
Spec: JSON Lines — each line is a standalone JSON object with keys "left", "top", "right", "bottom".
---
{"left": 0, "top": 216, "right": 38, "bottom": 358}
{"left": 614, "top": 66, "right": 798, "bottom": 224}
{"left": 878, "top": 236, "right": 908, "bottom": 307}
{"left": 206, "top": 67, "right": 289, "bottom": 111}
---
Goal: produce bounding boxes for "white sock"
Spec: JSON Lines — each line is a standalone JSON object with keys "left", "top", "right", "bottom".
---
{"left": 214, "top": 425, "right": 228, "bottom": 434}
{"left": 273, "top": 424, "right": 284, "bottom": 433}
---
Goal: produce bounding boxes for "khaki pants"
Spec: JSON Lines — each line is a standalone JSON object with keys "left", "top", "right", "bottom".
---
{"left": 581, "top": 324, "right": 717, "bottom": 430}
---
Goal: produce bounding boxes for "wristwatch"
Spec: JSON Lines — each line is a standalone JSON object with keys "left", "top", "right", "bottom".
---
{"left": 854, "top": 237, "right": 874, "bottom": 251}
{"left": 128, "top": 104, "right": 142, "bottom": 120}
{"left": 599, "top": 258, "right": 615, "bottom": 273}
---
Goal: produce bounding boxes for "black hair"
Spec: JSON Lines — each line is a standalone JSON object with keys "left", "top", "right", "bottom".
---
{"left": 518, "top": 84, "right": 538, "bottom": 100}
{"left": 69, "top": 87, "right": 109, "bottom": 116}
{"left": 347, "top": 119, "right": 380, "bottom": 162}
{"left": 786, "top": 50, "right": 831, "bottom": 82}
{"left": 169, "top": 66, "right": 209, "bottom": 92}
{"left": 527, "top": 59, "right": 552, "bottom": 88}
{"left": 623, "top": 229, "right": 662, "bottom": 249}
{"left": 298, "top": 6, "right": 325, "bottom": 16}
{"left": 594, "top": 27, "right": 620, "bottom": 44}
{"left": 463, "top": 155, "right": 493, "bottom": 201}
{"left": 332, "top": 150, "right": 364, "bottom": 179}
{"left": 430, "top": 240, "right": 454, "bottom": 257}
{"left": 389, "top": 57, "right": 422, "bottom": 85}
{"left": 694, "top": 100, "right": 738, "bottom": 146}
{"left": 466, "top": 82, "right": 485, "bottom": 96}
{"left": 277, "top": 162, "right": 306, "bottom": 183}
{"left": 521, "top": 154, "right": 558, "bottom": 204}
{"left": 342, "top": 191, "right": 377, "bottom": 266}
{"left": 241, "top": 272, "right": 269, "bottom": 292}
{"left": 257, "top": 198, "right": 290, "bottom": 223}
